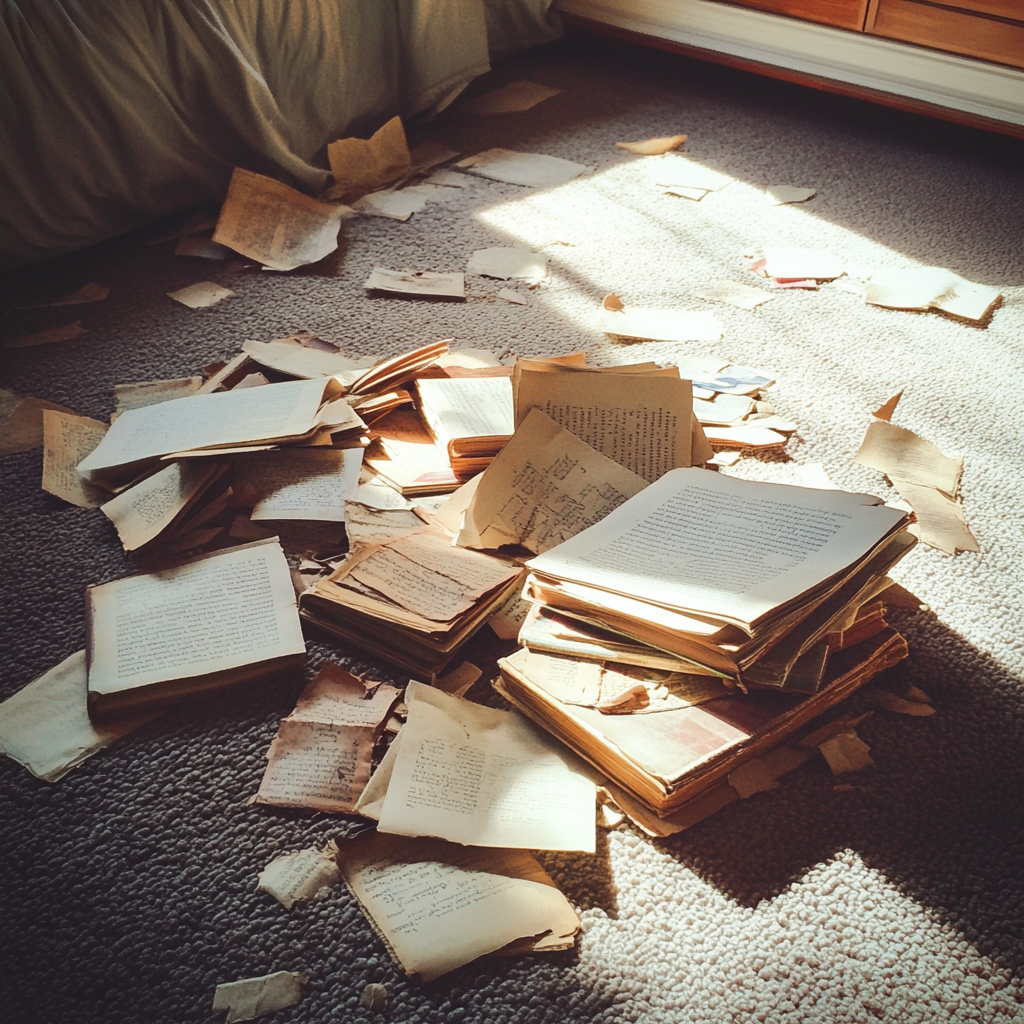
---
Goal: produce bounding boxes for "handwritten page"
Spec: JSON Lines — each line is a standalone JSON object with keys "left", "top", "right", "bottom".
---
{"left": 416, "top": 377, "right": 514, "bottom": 453}
{"left": 515, "top": 367, "right": 693, "bottom": 481}
{"left": 240, "top": 448, "right": 363, "bottom": 522}
{"left": 257, "top": 841, "right": 341, "bottom": 909}
{"left": 257, "top": 663, "right": 399, "bottom": 812}
{"left": 343, "top": 503, "right": 427, "bottom": 548}
{"left": 456, "top": 149, "right": 592, "bottom": 187}
{"left": 0, "top": 651, "right": 155, "bottom": 782}
{"left": 343, "top": 531, "right": 520, "bottom": 623}
{"left": 377, "top": 681, "right": 595, "bottom": 851}
{"left": 459, "top": 408, "right": 647, "bottom": 553}
{"left": 363, "top": 267, "right": 465, "bottom": 299}
{"left": 488, "top": 579, "right": 532, "bottom": 640}
{"left": 214, "top": 168, "right": 349, "bottom": 271}
{"left": 78, "top": 377, "right": 333, "bottom": 479}
{"left": 337, "top": 831, "right": 579, "bottom": 982}
{"left": 325, "top": 116, "right": 411, "bottom": 203}
{"left": 100, "top": 461, "right": 223, "bottom": 550}
{"left": 87, "top": 539, "right": 305, "bottom": 703}
{"left": 212, "top": 972, "right": 306, "bottom": 1024}
{"left": 527, "top": 467, "right": 908, "bottom": 631}
{"left": 41, "top": 410, "right": 109, "bottom": 507}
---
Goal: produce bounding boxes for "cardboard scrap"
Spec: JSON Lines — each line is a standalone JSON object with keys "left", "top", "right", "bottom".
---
{"left": 461, "top": 80, "right": 562, "bottom": 115}
{"left": 6, "top": 321, "right": 87, "bottom": 348}
{"left": 363, "top": 267, "right": 465, "bottom": 300}
{"left": 696, "top": 280, "right": 773, "bottom": 310}
{"left": 0, "top": 390, "right": 76, "bottom": 456}
{"left": 466, "top": 247, "right": 548, "bottom": 282}
{"left": 212, "top": 972, "right": 307, "bottom": 1023}
{"left": 15, "top": 282, "right": 109, "bottom": 308}
{"left": 257, "top": 841, "right": 342, "bottom": 909}
{"left": 167, "top": 282, "right": 235, "bottom": 309}
{"left": 818, "top": 730, "right": 873, "bottom": 775}
{"left": 456, "top": 149, "right": 592, "bottom": 187}
{"left": 615, "top": 134, "right": 687, "bottom": 155}
{"left": 765, "top": 186, "right": 816, "bottom": 205}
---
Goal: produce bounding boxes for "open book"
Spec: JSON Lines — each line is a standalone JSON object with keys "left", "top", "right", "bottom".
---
{"left": 415, "top": 376, "right": 515, "bottom": 464}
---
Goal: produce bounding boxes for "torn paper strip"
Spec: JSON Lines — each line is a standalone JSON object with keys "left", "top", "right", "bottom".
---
{"left": 257, "top": 841, "right": 342, "bottom": 909}
{"left": 242, "top": 339, "right": 372, "bottom": 382}
{"left": 466, "top": 247, "right": 548, "bottom": 282}
{"left": 343, "top": 503, "right": 427, "bottom": 548}
{"left": 6, "top": 321, "right": 86, "bottom": 348}
{"left": 891, "top": 478, "right": 979, "bottom": 554}
{"left": 167, "top": 282, "right": 234, "bottom": 308}
{"left": 212, "top": 972, "right": 307, "bottom": 1023}
{"left": 854, "top": 417, "right": 962, "bottom": 493}
{"left": 214, "top": 167, "right": 349, "bottom": 271}
{"left": 461, "top": 81, "right": 562, "bottom": 115}
{"left": 615, "top": 135, "right": 687, "bottom": 155}
{"left": 42, "top": 410, "right": 109, "bottom": 507}
{"left": 456, "top": 149, "right": 592, "bottom": 187}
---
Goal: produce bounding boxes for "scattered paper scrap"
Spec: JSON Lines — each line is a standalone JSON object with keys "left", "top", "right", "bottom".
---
{"left": 466, "top": 247, "right": 548, "bottom": 282}
{"left": 41, "top": 410, "right": 109, "bottom": 507}
{"left": 336, "top": 831, "right": 580, "bottom": 982}
{"left": 818, "top": 730, "right": 873, "bottom": 775}
{"left": 113, "top": 377, "right": 202, "bottom": 414}
{"left": 498, "top": 288, "right": 527, "bottom": 305}
{"left": 167, "top": 282, "right": 235, "bottom": 309}
{"left": 212, "top": 971, "right": 307, "bottom": 1023}
{"left": 692, "top": 367, "right": 774, "bottom": 396}
{"left": 599, "top": 303, "right": 722, "bottom": 343}
{"left": 246, "top": 448, "right": 364, "bottom": 523}
{"left": 488, "top": 581, "right": 532, "bottom": 640}
{"left": 906, "top": 685, "right": 931, "bottom": 703}
{"left": 424, "top": 169, "right": 469, "bottom": 188}
{"left": 0, "top": 390, "right": 76, "bottom": 456}
{"left": 434, "top": 661, "right": 483, "bottom": 698}
{"left": 893, "top": 479, "right": 978, "bottom": 554}
{"left": 765, "top": 186, "right": 816, "bottom": 205}
{"left": 771, "top": 278, "right": 818, "bottom": 290}
{"left": 15, "top": 282, "right": 109, "bottom": 308}
{"left": 0, "top": 651, "right": 155, "bottom": 782}
{"left": 462, "top": 80, "right": 562, "bottom": 115}
{"left": 763, "top": 247, "right": 843, "bottom": 281}
{"left": 728, "top": 747, "right": 812, "bottom": 798}
{"left": 456, "top": 149, "right": 592, "bottom": 187}
{"left": 174, "top": 234, "right": 229, "bottom": 260}
{"left": 343, "top": 503, "right": 427, "bottom": 548}
{"left": 655, "top": 156, "right": 733, "bottom": 198}
{"left": 615, "top": 134, "right": 687, "bottom": 155}
{"left": 214, "top": 167, "right": 350, "bottom": 271}
{"left": 241, "top": 339, "right": 372, "bottom": 383}
{"left": 696, "top": 280, "right": 773, "bottom": 310}
{"left": 864, "top": 267, "right": 1000, "bottom": 322}
{"left": 360, "top": 984, "right": 387, "bottom": 1013}
{"left": 353, "top": 189, "right": 428, "bottom": 221}
{"left": 874, "top": 690, "right": 936, "bottom": 716}
{"left": 363, "top": 267, "right": 465, "bottom": 300}
{"left": 325, "top": 116, "right": 411, "bottom": 203}
{"left": 377, "top": 681, "right": 596, "bottom": 851}
{"left": 6, "top": 321, "right": 87, "bottom": 348}
{"left": 257, "top": 841, "right": 342, "bottom": 909}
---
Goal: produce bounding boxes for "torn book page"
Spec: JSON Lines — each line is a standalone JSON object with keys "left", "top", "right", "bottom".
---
{"left": 653, "top": 155, "right": 733, "bottom": 192}
{"left": 212, "top": 972, "right": 307, "bottom": 1023}
{"left": 466, "top": 247, "right": 548, "bottom": 282}
{"left": 434, "top": 661, "right": 482, "bottom": 698}
{"left": 765, "top": 186, "right": 816, "bottom": 205}
{"left": 458, "top": 407, "right": 647, "bottom": 553}
{"left": 15, "top": 282, "right": 109, "bottom": 308}
{"left": 344, "top": 503, "right": 427, "bottom": 548}
{"left": 0, "top": 651, "right": 155, "bottom": 782}
{"left": 456, "top": 149, "right": 592, "bottom": 187}
{"left": 763, "top": 247, "right": 843, "bottom": 281}
{"left": 854, "top": 417, "right": 962, "bottom": 493}
{"left": 599, "top": 304, "right": 722, "bottom": 343}
{"left": 353, "top": 189, "right": 427, "bottom": 221}
{"left": 489, "top": 579, "right": 532, "bottom": 640}
{"left": 214, "top": 168, "right": 349, "bottom": 271}
{"left": 353, "top": 472, "right": 413, "bottom": 510}
{"left": 818, "top": 730, "right": 873, "bottom": 775}
{"left": 363, "top": 267, "right": 465, "bottom": 299}
{"left": 695, "top": 280, "right": 772, "bottom": 310}
{"left": 615, "top": 135, "right": 687, "bottom": 155}
{"left": 377, "top": 681, "right": 596, "bottom": 851}
{"left": 244, "top": 448, "right": 363, "bottom": 522}
{"left": 325, "top": 116, "right": 411, "bottom": 204}
{"left": 174, "top": 234, "right": 229, "bottom": 260}
{"left": 890, "top": 478, "right": 979, "bottom": 554}
{"left": 167, "top": 282, "right": 234, "bottom": 308}
{"left": 257, "top": 840, "right": 342, "bottom": 909}
{"left": 242, "top": 339, "right": 373, "bottom": 383}
{"left": 336, "top": 831, "right": 580, "bottom": 983}
{"left": 6, "top": 321, "right": 86, "bottom": 348}
{"left": 41, "top": 410, "right": 109, "bottom": 507}
{"left": 864, "top": 267, "right": 1000, "bottom": 321}
{"left": 113, "top": 377, "right": 202, "bottom": 414}
{"left": 461, "top": 80, "right": 562, "bottom": 115}
{"left": 0, "top": 391, "right": 77, "bottom": 455}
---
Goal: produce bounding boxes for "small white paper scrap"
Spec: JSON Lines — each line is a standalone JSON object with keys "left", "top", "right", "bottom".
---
{"left": 212, "top": 971, "right": 307, "bottom": 1023}
{"left": 467, "top": 247, "right": 548, "bottom": 282}
{"left": 696, "top": 280, "right": 773, "bottom": 310}
{"left": 353, "top": 189, "right": 428, "bottom": 221}
{"left": 167, "top": 282, "right": 235, "bottom": 308}
{"left": 765, "top": 186, "right": 816, "bottom": 205}
{"left": 498, "top": 288, "right": 527, "bottom": 305}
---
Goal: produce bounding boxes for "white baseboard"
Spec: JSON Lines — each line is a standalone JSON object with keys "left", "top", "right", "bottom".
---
{"left": 556, "top": 0, "right": 1024, "bottom": 128}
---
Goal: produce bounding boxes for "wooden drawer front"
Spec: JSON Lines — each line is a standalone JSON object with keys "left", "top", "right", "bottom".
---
{"left": 723, "top": 0, "right": 869, "bottom": 31}
{"left": 870, "top": 0, "right": 1024, "bottom": 67}
{"left": 941, "top": 0, "right": 1024, "bottom": 20}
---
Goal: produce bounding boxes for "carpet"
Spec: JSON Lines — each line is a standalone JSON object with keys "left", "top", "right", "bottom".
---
{"left": 1, "top": 29, "right": 1023, "bottom": 1024}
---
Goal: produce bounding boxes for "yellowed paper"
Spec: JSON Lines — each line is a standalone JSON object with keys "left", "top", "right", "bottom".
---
{"left": 615, "top": 135, "right": 686, "bottom": 155}
{"left": 336, "top": 831, "right": 580, "bottom": 982}
{"left": 415, "top": 376, "right": 514, "bottom": 454}
{"left": 113, "top": 377, "right": 202, "bottom": 414}
{"left": 818, "top": 730, "right": 873, "bottom": 775}
{"left": 865, "top": 267, "right": 1000, "bottom": 320}
{"left": 0, "top": 651, "right": 155, "bottom": 782}
{"left": 41, "top": 411, "right": 109, "bottom": 507}
{"left": 462, "top": 81, "right": 562, "bottom": 115}
{"left": 344, "top": 503, "right": 427, "bottom": 548}
{"left": 6, "top": 320, "right": 86, "bottom": 348}
{"left": 16, "top": 282, "right": 109, "bottom": 308}
{"left": 353, "top": 188, "right": 428, "bottom": 221}
{"left": 257, "top": 841, "right": 341, "bottom": 909}
{"left": 377, "top": 681, "right": 596, "bottom": 851}
{"left": 456, "top": 149, "right": 592, "bottom": 187}
{"left": 653, "top": 154, "right": 733, "bottom": 192}
{"left": 459, "top": 408, "right": 647, "bottom": 553}
{"left": 175, "top": 234, "right": 230, "bottom": 260}
{"left": 212, "top": 971, "right": 307, "bottom": 1023}
{"left": 891, "top": 478, "right": 978, "bottom": 554}
{"left": 1, "top": 391, "right": 76, "bottom": 455}
{"left": 515, "top": 367, "right": 693, "bottom": 481}
{"left": 728, "top": 747, "right": 812, "bottom": 797}
{"left": 325, "top": 116, "right": 411, "bottom": 203}
{"left": 167, "top": 282, "right": 234, "bottom": 308}
{"left": 488, "top": 578, "right": 532, "bottom": 639}
{"left": 425, "top": 473, "right": 482, "bottom": 534}
{"left": 245, "top": 448, "right": 363, "bottom": 522}
{"left": 499, "top": 288, "right": 527, "bottom": 304}
{"left": 696, "top": 280, "right": 772, "bottom": 310}
{"left": 692, "top": 393, "right": 756, "bottom": 426}
{"left": 466, "top": 248, "right": 548, "bottom": 282}
{"left": 854, "top": 418, "right": 962, "bottom": 494}
{"left": 214, "top": 168, "right": 349, "bottom": 271}
{"left": 363, "top": 267, "right": 465, "bottom": 299}
{"left": 434, "top": 661, "right": 482, "bottom": 698}
{"left": 702, "top": 424, "right": 788, "bottom": 448}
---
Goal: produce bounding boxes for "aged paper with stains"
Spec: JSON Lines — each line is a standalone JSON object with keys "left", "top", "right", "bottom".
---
{"left": 212, "top": 971, "right": 307, "bottom": 1023}
{"left": 257, "top": 841, "right": 342, "bottom": 909}
{"left": 336, "top": 830, "right": 579, "bottom": 982}
{"left": 244, "top": 449, "right": 363, "bottom": 523}
{"left": 325, "top": 116, "right": 411, "bottom": 203}
{"left": 41, "top": 410, "right": 109, "bottom": 507}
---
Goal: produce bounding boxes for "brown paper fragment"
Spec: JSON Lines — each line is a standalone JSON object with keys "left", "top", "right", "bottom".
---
{"left": 602, "top": 293, "right": 624, "bottom": 311}
{"left": 15, "top": 283, "right": 109, "bottom": 308}
{"left": 874, "top": 690, "right": 936, "bottom": 716}
{"left": 872, "top": 390, "right": 903, "bottom": 422}
{"left": 488, "top": 580, "right": 532, "bottom": 639}
{"left": 257, "top": 840, "right": 342, "bottom": 909}
{"left": 325, "top": 116, "right": 411, "bottom": 203}
{"left": 0, "top": 391, "right": 77, "bottom": 455}
{"left": 41, "top": 410, "right": 109, "bottom": 507}
{"left": 798, "top": 712, "right": 873, "bottom": 750}
{"left": 6, "top": 321, "right": 87, "bottom": 348}
{"left": 818, "top": 731, "right": 873, "bottom": 775}
{"left": 462, "top": 81, "right": 562, "bottom": 115}
{"left": 905, "top": 685, "right": 931, "bottom": 703}
{"left": 615, "top": 135, "right": 687, "bottom": 155}
{"left": 728, "top": 746, "right": 812, "bottom": 798}
{"left": 891, "top": 478, "right": 979, "bottom": 554}
{"left": 434, "top": 662, "right": 483, "bottom": 698}
{"left": 212, "top": 972, "right": 307, "bottom": 1023}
